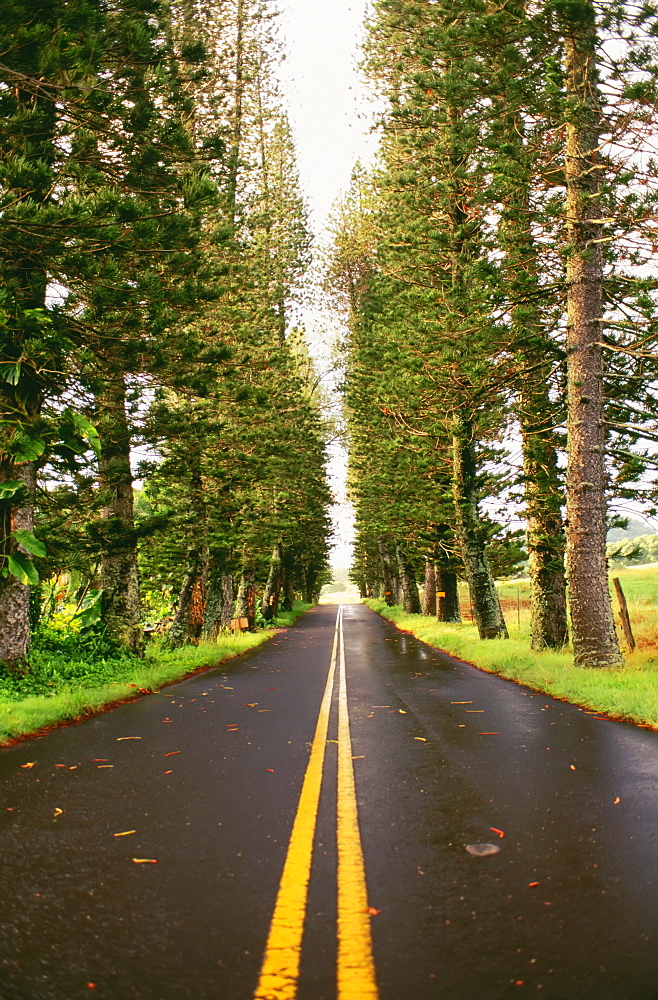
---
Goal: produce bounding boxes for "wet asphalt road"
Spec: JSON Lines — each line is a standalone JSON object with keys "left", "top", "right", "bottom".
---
{"left": 1, "top": 602, "right": 657, "bottom": 1000}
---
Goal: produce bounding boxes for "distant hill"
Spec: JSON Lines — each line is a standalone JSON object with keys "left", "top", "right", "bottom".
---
{"left": 607, "top": 517, "right": 656, "bottom": 543}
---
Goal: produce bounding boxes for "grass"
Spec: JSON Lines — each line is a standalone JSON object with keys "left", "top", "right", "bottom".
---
{"left": 365, "top": 566, "right": 658, "bottom": 730}
{"left": 0, "top": 603, "right": 312, "bottom": 746}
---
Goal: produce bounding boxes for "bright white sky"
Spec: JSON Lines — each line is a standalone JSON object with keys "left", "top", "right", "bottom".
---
{"left": 277, "top": 0, "right": 377, "bottom": 230}
{"left": 276, "top": 0, "right": 378, "bottom": 569}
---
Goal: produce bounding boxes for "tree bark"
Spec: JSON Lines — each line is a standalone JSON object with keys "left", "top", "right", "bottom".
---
{"left": 169, "top": 547, "right": 207, "bottom": 646}
{"left": 261, "top": 543, "right": 282, "bottom": 621}
{"left": 377, "top": 538, "right": 397, "bottom": 606}
{"left": 96, "top": 372, "right": 143, "bottom": 654}
{"left": 395, "top": 542, "right": 421, "bottom": 614}
{"left": 0, "top": 461, "right": 37, "bottom": 666}
{"left": 236, "top": 554, "right": 256, "bottom": 628}
{"left": 521, "top": 409, "right": 569, "bottom": 649}
{"left": 204, "top": 564, "right": 234, "bottom": 638}
{"left": 563, "top": 3, "right": 622, "bottom": 667}
{"left": 280, "top": 548, "right": 295, "bottom": 611}
{"left": 423, "top": 557, "right": 436, "bottom": 616}
{"left": 436, "top": 567, "right": 461, "bottom": 622}
{"left": 451, "top": 416, "right": 508, "bottom": 639}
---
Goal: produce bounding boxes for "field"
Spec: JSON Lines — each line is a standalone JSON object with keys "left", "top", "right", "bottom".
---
{"left": 366, "top": 565, "right": 658, "bottom": 730}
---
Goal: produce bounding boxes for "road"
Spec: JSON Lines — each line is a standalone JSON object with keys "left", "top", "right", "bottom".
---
{"left": 1, "top": 602, "right": 657, "bottom": 1000}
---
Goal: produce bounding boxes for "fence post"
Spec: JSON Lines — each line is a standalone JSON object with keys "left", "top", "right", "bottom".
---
{"left": 612, "top": 577, "right": 636, "bottom": 652}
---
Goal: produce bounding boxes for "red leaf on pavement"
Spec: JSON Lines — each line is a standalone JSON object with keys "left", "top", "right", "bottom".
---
{"left": 133, "top": 858, "right": 158, "bottom": 864}
{"left": 490, "top": 827, "right": 505, "bottom": 838}
{"left": 528, "top": 881, "right": 540, "bottom": 887}
{"left": 21, "top": 762, "right": 36, "bottom": 769}
{"left": 164, "top": 751, "right": 180, "bottom": 757}
{"left": 365, "top": 907, "right": 381, "bottom": 916}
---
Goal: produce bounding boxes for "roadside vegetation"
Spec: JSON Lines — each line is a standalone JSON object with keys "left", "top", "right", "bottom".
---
{"left": 327, "top": 1, "right": 658, "bottom": 672}
{"left": 0, "top": 602, "right": 312, "bottom": 746}
{"left": 366, "top": 566, "right": 658, "bottom": 729}
{"left": 0, "top": 0, "right": 332, "bottom": 741}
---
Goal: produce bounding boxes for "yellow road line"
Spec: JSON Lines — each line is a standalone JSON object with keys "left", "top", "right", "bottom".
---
{"left": 337, "top": 606, "right": 379, "bottom": 999}
{"left": 253, "top": 610, "right": 340, "bottom": 1000}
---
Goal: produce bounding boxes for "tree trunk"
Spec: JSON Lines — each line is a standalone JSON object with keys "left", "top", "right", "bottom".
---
{"left": 452, "top": 416, "right": 508, "bottom": 639}
{"left": 436, "top": 567, "right": 461, "bottom": 622}
{"left": 563, "top": 4, "right": 622, "bottom": 667}
{"left": 169, "top": 547, "right": 206, "bottom": 647}
{"left": 494, "top": 50, "right": 570, "bottom": 652}
{"left": 304, "top": 565, "right": 319, "bottom": 604}
{"left": 280, "top": 549, "right": 295, "bottom": 611}
{"left": 236, "top": 555, "right": 256, "bottom": 628}
{"left": 96, "top": 372, "right": 143, "bottom": 654}
{"left": 521, "top": 409, "right": 569, "bottom": 649}
{"left": 204, "top": 563, "right": 234, "bottom": 638}
{"left": 395, "top": 542, "right": 421, "bottom": 614}
{"left": 377, "top": 538, "right": 397, "bottom": 606}
{"left": 0, "top": 461, "right": 37, "bottom": 666}
{"left": 261, "top": 542, "right": 282, "bottom": 621}
{"left": 423, "top": 557, "right": 436, "bottom": 616}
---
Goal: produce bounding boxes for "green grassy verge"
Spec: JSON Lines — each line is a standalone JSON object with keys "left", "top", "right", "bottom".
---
{"left": 365, "top": 598, "right": 658, "bottom": 730}
{"left": 0, "top": 603, "right": 312, "bottom": 746}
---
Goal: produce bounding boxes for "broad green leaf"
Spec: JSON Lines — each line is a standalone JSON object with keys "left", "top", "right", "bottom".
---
{"left": 12, "top": 529, "right": 47, "bottom": 558}
{"left": 73, "top": 590, "right": 102, "bottom": 628}
{"left": 7, "top": 553, "right": 39, "bottom": 585}
{"left": 0, "top": 481, "right": 24, "bottom": 498}
{"left": 70, "top": 412, "right": 101, "bottom": 457}
{"left": 11, "top": 437, "right": 46, "bottom": 462}
{"left": 0, "top": 362, "right": 21, "bottom": 385}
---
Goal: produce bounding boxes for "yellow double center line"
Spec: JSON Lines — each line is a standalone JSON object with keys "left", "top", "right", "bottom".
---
{"left": 253, "top": 605, "right": 378, "bottom": 1000}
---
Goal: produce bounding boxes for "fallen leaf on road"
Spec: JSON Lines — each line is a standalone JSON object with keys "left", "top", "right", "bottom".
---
{"left": 528, "top": 882, "right": 540, "bottom": 887}
{"left": 614, "top": 796, "right": 620, "bottom": 804}
{"left": 466, "top": 710, "right": 484, "bottom": 713}
{"left": 266, "top": 768, "right": 275, "bottom": 772}
{"left": 97, "top": 765, "right": 114, "bottom": 768}
{"left": 399, "top": 709, "right": 407, "bottom": 714}
{"left": 477, "top": 732, "right": 501, "bottom": 736}
{"left": 570, "top": 765, "right": 576, "bottom": 771}
{"left": 164, "top": 751, "right": 181, "bottom": 757}
{"left": 414, "top": 737, "right": 427, "bottom": 742}
{"left": 465, "top": 843, "right": 501, "bottom": 857}
{"left": 132, "top": 858, "right": 158, "bottom": 864}
{"left": 53, "top": 808, "right": 64, "bottom": 818}
{"left": 243, "top": 703, "right": 258, "bottom": 707}
{"left": 55, "top": 764, "right": 66, "bottom": 768}
{"left": 117, "top": 737, "right": 142, "bottom": 741}
{"left": 113, "top": 830, "right": 136, "bottom": 837}
{"left": 365, "top": 907, "right": 381, "bottom": 915}
{"left": 490, "top": 827, "right": 505, "bottom": 838}
{"left": 86, "top": 984, "right": 97, "bottom": 990}
{"left": 451, "top": 701, "right": 473, "bottom": 705}
{"left": 164, "top": 770, "right": 173, "bottom": 774}
{"left": 93, "top": 759, "right": 108, "bottom": 762}
{"left": 21, "top": 762, "right": 36, "bottom": 769}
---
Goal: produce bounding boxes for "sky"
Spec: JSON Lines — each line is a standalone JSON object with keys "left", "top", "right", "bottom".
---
{"left": 277, "top": 0, "right": 377, "bottom": 231}
{"left": 275, "top": 0, "right": 378, "bottom": 569}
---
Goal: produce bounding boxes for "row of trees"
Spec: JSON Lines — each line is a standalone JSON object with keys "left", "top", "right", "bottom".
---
{"left": 327, "top": 0, "right": 658, "bottom": 667}
{"left": 0, "top": 0, "right": 332, "bottom": 667}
